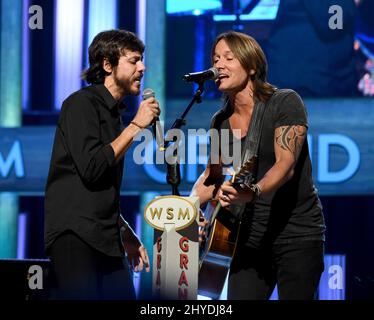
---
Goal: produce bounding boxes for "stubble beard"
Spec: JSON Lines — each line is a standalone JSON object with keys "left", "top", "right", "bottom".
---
{"left": 113, "top": 68, "right": 140, "bottom": 97}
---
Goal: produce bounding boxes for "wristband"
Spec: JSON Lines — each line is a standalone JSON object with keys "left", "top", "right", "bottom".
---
{"left": 250, "top": 183, "right": 262, "bottom": 199}
{"left": 130, "top": 120, "right": 144, "bottom": 130}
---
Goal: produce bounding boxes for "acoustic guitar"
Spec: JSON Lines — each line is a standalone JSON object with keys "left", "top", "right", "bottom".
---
{"left": 198, "top": 158, "right": 256, "bottom": 300}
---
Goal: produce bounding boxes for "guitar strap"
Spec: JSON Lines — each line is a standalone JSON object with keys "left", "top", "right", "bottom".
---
{"left": 229, "top": 96, "right": 269, "bottom": 221}
{"left": 241, "top": 100, "right": 266, "bottom": 165}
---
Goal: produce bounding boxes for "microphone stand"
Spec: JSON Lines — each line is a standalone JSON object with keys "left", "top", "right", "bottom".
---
{"left": 163, "top": 81, "right": 205, "bottom": 196}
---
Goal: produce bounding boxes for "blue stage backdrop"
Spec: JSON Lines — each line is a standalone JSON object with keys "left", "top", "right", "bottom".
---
{"left": 1, "top": 97, "right": 373, "bottom": 195}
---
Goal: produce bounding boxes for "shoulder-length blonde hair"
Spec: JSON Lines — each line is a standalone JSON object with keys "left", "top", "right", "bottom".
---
{"left": 211, "top": 31, "right": 276, "bottom": 102}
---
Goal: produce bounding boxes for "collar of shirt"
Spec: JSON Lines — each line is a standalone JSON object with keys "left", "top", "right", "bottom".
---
{"left": 94, "top": 84, "right": 127, "bottom": 112}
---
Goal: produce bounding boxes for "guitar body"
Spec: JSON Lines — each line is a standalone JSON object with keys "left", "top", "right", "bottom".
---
{"left": 198, "top": 200, "right": 241, "bottom": 299}
{"left": 198, "top": 157, "right": 256, "bottom": 299}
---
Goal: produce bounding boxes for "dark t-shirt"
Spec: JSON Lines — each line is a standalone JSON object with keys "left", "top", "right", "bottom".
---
{"left": 212, "top": 89, "right": 325, "bottom": 249}
{"left": 45, "top": 84, "right": 125, "bottom": 257}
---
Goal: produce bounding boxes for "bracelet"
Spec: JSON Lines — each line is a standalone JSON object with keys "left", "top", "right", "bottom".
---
{"left": 130, "top": 120, "right": 144, "bottom": 130}
{"left": 250, "top": 183, "right": 262, "bottom": 199}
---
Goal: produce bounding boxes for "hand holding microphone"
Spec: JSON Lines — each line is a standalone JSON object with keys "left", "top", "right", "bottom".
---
{"left": 143, "top": 88, "right": 164, "bottom": 151}
{"left": 131, "top": 88, "right": 160, "bottom": 130}
{"left": 131, "top": 88, "right": 164, "bottom": 150}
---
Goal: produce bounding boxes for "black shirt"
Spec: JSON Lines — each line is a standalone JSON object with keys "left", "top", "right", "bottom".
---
{"left": 212, "top": 89, "right": 326, "bottom": 249}
{"left": 45, "top": 84, "right": 125, "bottom": 257}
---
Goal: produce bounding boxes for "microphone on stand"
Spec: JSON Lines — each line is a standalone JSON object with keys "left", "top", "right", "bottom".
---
{"left": 182, "top": 67, "right": 219, "bottom": 83}
{"left": 142, "top": 88, "right": 165, "bottom": 151}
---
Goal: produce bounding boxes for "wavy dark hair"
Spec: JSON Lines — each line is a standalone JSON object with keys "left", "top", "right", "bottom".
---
{"left": 211, "top": 31, "right": 276, "bottom": 102}
{"left": 82, "top": 29, "right": 145, "bottom": 84}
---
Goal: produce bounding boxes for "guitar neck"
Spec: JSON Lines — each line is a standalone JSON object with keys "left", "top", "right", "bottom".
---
{"left": 210, "top": 201, "right": 222, "bottom": 224}
{"left": 207, "top": 159, "right": 255, "bottom": 225}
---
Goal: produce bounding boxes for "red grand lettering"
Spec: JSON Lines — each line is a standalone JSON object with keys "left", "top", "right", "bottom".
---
{"left": 156, "top": 236, "right": 162, "bottom": 252}
{"left": 180, "top": 253, "right": 188, "bottom": 269}
{"left": 156, "top": 270, "right": 161, "bottom": 286}
{"left": 179, "top": 236, "right": 189, "bottom": 252}
{"left": 178, "top": 270, "right": 189, "bottom": 286}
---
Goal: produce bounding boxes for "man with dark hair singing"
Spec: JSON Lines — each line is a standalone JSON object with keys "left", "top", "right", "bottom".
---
{"left": 193, "top": 31, "right": 326, "bottom": 300}
{"left": 45, "top": 30, "right": 159, "bottom": 299}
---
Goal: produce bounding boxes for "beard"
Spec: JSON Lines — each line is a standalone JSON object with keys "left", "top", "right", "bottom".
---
{"left": 113, "top": 68, "right": 140, "bottom": 96}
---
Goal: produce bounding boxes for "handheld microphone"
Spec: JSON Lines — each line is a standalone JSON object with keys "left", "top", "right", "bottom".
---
{"left": 142, "top": 88, "right": 164, "bottom": 151}
{"left": 182, "top": 67, "right": 219, "bottom": 83}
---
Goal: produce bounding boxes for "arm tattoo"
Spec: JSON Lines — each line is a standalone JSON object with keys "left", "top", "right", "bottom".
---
{"left": 275, "top": 125, "right": 306, "bottom": 159}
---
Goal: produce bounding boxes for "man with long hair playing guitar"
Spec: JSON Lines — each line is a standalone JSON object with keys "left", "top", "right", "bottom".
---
{"left": 191, "top": 31, "right": 325, "bottom": 300}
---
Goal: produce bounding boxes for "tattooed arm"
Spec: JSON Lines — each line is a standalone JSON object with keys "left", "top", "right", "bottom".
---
{"left": 217, "top": 124, "right": 307, "bottom": 208}
{"left": 255, "top": 125, "right": 307, "bottom": 197}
